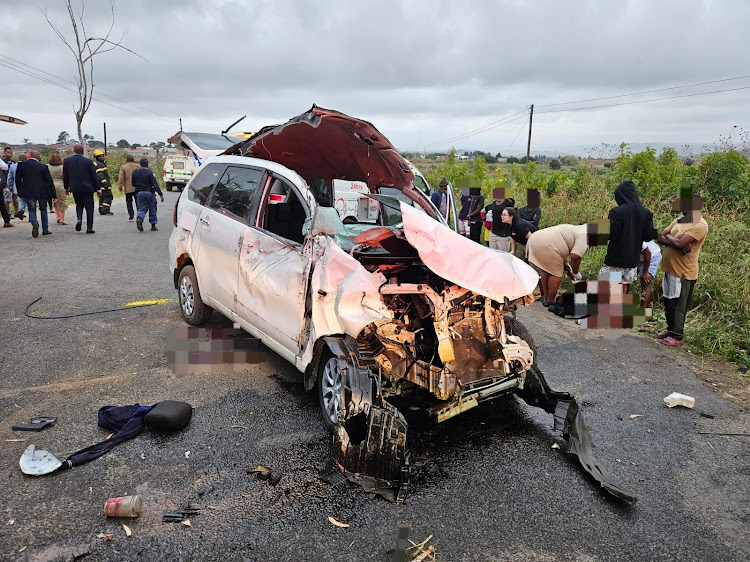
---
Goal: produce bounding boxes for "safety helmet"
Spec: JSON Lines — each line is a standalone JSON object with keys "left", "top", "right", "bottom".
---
{"left": 93, "top": 149, "right": 104, "bottom": 156}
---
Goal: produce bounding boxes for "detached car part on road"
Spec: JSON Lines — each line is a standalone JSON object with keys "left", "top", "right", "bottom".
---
{"left": 168, "top": 105, "right": 637, "bottom": 504}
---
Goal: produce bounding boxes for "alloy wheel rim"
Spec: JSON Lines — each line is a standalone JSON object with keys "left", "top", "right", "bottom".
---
{"left": 180, "top": 275, "right": 194, "bottom": 317}
{"left": 321, "top": 357, "right": 342, "bottom": 424}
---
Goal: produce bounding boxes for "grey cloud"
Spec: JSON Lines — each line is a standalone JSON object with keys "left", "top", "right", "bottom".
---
{"left": 1, "top": 0, "right": 748, "bottom": 153}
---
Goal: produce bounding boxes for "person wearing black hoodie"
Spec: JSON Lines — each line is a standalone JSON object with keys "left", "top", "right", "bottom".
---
{"left": 599, "top": 181, "right": 657, "bottom": 287}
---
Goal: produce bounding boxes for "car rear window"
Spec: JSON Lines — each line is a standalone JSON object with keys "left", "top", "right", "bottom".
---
{"left": 171, "top": 161, "right": 184, "bottom": 170}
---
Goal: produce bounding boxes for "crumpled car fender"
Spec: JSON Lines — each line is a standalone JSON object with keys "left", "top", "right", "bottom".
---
{"left": 308, "top": 237, "right": 392, "bottom": 341}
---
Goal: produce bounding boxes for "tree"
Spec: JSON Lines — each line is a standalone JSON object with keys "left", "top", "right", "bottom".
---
{"left": 42, "top": 1, "right": 143, "bottom": 155}
{"left": 116, "top": 139, "right": 131, "bottom": 149}
{"left": 131, "top": 143, "right": 141, "bottom": 149}
{"left": 549, "top": 158, "right": 561, "bottom": 170}
{"left": 506, "top": 156, "right": 520, "bottom": 164}
{"left": 57, "top": 131, "right": 70, "bottom": 145}
{"left": 495, "top": 153, "right": 502, "bottom": 159}
{"left": 82, "top": 134, "right": 94, "bottom": 146}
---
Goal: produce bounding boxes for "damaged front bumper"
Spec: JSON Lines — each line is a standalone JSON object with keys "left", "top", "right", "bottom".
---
{"left": 325, "top": 332, "right": 638, "bottom": 505}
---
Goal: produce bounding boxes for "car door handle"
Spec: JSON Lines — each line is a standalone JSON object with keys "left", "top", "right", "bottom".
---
{"left": 200, "top": 217, "right": 210, "bottom": 226}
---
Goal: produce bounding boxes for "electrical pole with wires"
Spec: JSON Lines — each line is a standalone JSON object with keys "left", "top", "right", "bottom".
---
{"left": 525, "top": 104, "right": 534, "bottom": 171}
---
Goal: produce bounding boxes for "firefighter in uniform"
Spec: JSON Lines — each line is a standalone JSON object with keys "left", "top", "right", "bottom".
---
{"left": 93, "top": 149, "right": 114, "bottom": 215}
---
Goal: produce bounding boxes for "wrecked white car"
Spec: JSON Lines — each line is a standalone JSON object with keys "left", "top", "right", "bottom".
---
{"left": 168, "top": 106, "right": 636, "bottom": 504}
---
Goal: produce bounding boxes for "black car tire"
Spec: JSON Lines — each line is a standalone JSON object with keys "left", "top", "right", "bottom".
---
{"left": 316, "top": 350, "right": 343, "bottom": 431}
{"left": 166, "top": 183, "right": 173, "bottom": 192}
{"left": 178, "top": 265, "right": 213, "bottom": 326}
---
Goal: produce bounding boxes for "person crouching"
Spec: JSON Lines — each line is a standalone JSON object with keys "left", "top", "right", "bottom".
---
{"left": 132, "top": 158, "right": 164, "bottom": 231}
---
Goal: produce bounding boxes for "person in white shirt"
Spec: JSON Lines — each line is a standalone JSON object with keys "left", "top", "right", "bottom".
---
{"left": 638, "top": 240, "right": 662, "bottom": 308}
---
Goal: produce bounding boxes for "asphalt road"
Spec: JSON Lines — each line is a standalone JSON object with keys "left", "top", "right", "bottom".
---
{"left": 1, "top": 193, "right": 748, "bottom": 561}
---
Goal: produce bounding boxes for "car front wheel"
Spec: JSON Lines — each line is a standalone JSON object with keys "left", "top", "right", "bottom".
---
{"left": 178, "top": 265, "right": 213, "bottom": 326}
{"left": 317, "top": 352, "right": 343, "bottom": 430}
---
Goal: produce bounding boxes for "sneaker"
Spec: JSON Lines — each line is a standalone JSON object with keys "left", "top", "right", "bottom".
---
{"left": 136, "top": 218, "right": 143, "bottom": 232}
{"left": 75, "top": 222, "right": 82, "bottom": 232}
{"left": 129, "top": 216, "right": 134, "bottom": 221}
{"left": 3, "top": 222, "right": 13, "bottom": 228}
{"left": 655, "top": 332, "right": 669, "bottom": 339}
{"left": 86, "top": 229, "right": 95, "bottom": 234}
{"left": 32, "top": 223, "right": 39, "bottom": 238}
{"left": 659, "top": 336, "right": 684, "bottom": 347}
{"left": 13, "top": 211, "right": 24, "bottom": 220}
{"left": 151, "top": 224, "right": 158, "bottom": 231}
{"left": 42, "top": 231, "right": 52, "bottom": 235}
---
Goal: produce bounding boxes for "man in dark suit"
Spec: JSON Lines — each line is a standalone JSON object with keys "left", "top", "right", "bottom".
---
{"left": 15, "top": 150, "right": 56, "bottom": 238}
{"left": 63, "top": 144, "right": 101, "bottom": 233}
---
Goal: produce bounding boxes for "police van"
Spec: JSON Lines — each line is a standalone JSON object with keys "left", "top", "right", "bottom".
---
{"left": 163, "top": 155, "right": 195, "bottom": 192}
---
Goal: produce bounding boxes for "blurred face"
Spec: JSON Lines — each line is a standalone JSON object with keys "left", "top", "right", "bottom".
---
{"left": 4, "top": 148, "right": 12, "bottom": 159}
{"left": 501, "top": 210, "right": 512, "bottom": 224}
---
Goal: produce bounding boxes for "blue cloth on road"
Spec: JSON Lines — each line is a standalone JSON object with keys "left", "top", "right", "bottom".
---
{"left": 58, "top": 403, "right": 153, "bottom": 471}
{"left": 136, "top": 191, "right": 158, "bottom": 224}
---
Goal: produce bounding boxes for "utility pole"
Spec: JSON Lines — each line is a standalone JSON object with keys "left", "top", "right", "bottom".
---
{"left": 103, "top": 122, "right": 107, "bottom": 156}
{"left": 179, "top": 118, "right": 183, "bottom": 132}
{"left": 525, "top": 104, "right": 534, "bottom": 172}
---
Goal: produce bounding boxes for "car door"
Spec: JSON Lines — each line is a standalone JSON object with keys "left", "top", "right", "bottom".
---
{"left": 194, "top": 165, "right": 264, "bottom": 317}
{"left": 235, "top": 173, "right": 312, "bottom": 355}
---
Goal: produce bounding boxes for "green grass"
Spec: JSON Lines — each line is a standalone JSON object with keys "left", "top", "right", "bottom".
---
{"left": 413, "top": 155, "right": 750, "bottom": 369}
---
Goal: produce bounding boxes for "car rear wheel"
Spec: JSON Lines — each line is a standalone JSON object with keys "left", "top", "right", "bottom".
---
{"left": 166, "top": 183, "right": 173, "bottom": 192}
{"left": 317, "top": 352, "right": 343, "bottom": 430}
{"left": 178, "top": 265, "right": 213, "bottom": 326}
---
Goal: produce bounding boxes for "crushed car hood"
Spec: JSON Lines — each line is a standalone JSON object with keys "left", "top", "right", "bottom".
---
{"left": 399, "top": 202, "right": 539, "bottom": 302}
{"left": 226, "top": 105, "right": 415, "bottom": 191}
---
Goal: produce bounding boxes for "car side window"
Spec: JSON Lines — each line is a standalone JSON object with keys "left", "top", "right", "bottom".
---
{"left": 188, "top": 163, "right": 225, "bottom": 205}
{"left": 209, "top": 166, "right": 263, "bottom": 223}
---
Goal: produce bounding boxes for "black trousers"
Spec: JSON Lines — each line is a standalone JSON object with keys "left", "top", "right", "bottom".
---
{"left": 663, "top": 278, "right": 697, "bottom": 340}
{"left": 99, "top": 188, "right": 113, "bottom": 214}
{"left": 73, "top": 192, "right": 95, "bottom": 231}
{"left": 125, "top": 192, "right": 137, "bottom": 219}
{"left": 469, "top": 220, "right": 483, "bottom": 244}
{"left": 0, "top": 195, "right": 10, "bottom": 223}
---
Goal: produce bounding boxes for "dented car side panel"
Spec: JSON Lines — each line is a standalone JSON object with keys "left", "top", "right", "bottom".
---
{"left": 237, "top": 228, "right": 311, "bottom": 354}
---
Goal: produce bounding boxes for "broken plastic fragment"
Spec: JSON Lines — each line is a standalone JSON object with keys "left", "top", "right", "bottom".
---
{"left": 664, "top": 393, "right": 695, "bottom": 408}
{"left": 551, "top": 443, "right": 560, "bottom": 449}
{"left": 328, "top": 516, "right": 350, "bottom": 528}
{"left": 182, "top": 519, "right": 192, "bottom": 527}
{"left": 19, "top": 444, "right": 63, "bottom": 475}
{"left": 629, "top": 414, "right": 643, "bottom": 419}
{"left": 122, "top": 524, "right": 132, "bottom": 537}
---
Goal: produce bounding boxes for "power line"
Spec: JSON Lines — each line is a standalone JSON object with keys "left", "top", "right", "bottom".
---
{"left": 1, "top": 57, "right": 180, "bottom": 129}
{"left": 536, "top": 74, "right": 750, "bottom": 108}
{"left": 535, "top": 85, "right": 750, "bottom": 114}
{"left": 1, "top": 55, "right": 180, "bottom": 123}
{"left": 412, "top": 108, "right": 529, "bottom": 151}
{"left": 504, "top": 115, "right": 530, "bottom": 154}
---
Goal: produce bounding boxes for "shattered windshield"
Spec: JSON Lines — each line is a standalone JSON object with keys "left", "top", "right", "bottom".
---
{"left": 183, "top": 132, "right": 243, "bottom": 150}
{"left": 309, "top": 206, "right": 357, "bottom": 251}
{"left": 375, "top": 188, "right": 428, "bottom": 227}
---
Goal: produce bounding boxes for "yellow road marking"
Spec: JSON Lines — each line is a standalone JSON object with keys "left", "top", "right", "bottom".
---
{"left": 122, "top": 298, "right": 174, "bottom": 307}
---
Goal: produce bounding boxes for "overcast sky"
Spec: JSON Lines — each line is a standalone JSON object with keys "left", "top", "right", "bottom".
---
{"left": 1, "top": 0, "right": 748, "bottom": 155}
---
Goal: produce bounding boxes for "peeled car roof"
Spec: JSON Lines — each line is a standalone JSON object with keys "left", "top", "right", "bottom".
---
{"left": 226, "top": 105, "right": 415, "bottom": 191}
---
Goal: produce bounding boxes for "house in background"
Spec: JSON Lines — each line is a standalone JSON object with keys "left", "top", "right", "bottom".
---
{"left": 129, "top": 147, "right": 157, "bottom": 158}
